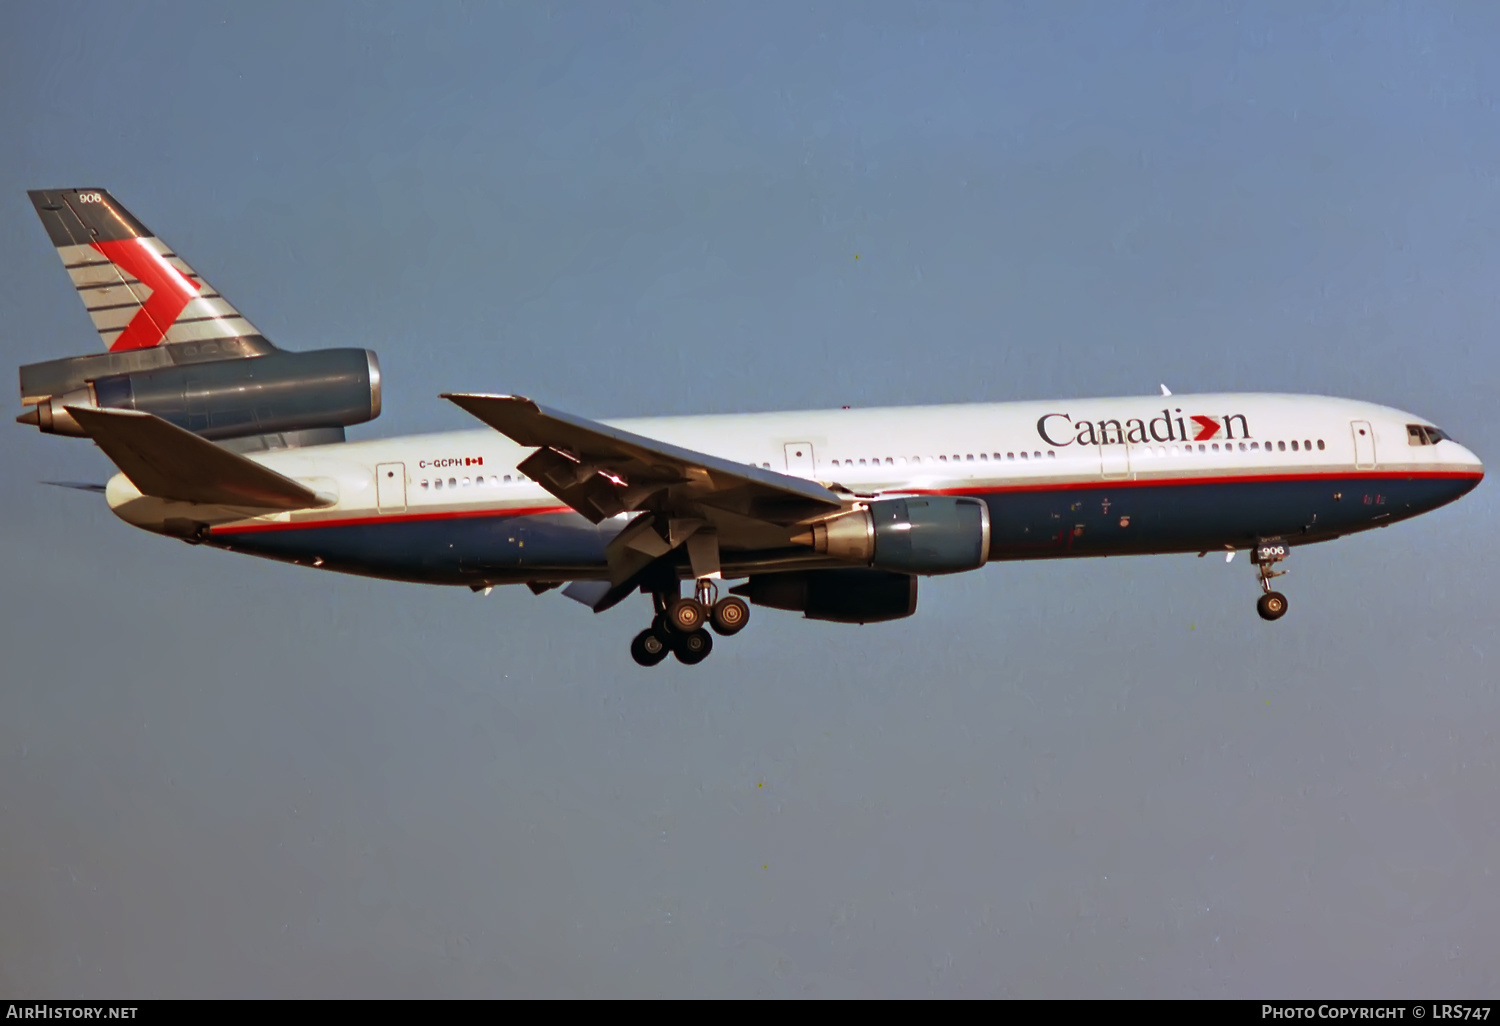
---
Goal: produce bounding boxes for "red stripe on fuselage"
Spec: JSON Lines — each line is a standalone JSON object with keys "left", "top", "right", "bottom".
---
{"left": 205, "top": 469, "right": 1480, "bottom": 536}
{"left": 906, "top": 468, "right": 1482, "bottom": 497}
{"left": 209, "top": 503, "right": 573, "bottom": 536}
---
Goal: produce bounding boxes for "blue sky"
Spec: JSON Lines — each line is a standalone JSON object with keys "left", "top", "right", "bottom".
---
{"left": 2, "top": 1, "right": 1498, "bottom": 997}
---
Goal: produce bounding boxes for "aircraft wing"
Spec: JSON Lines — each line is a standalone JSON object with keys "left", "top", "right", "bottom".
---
{"left": 67, "top": 406, "right": 332, "bottom": 510}
{"left": 442, "top": 394, "right": 843, "bottom": 526}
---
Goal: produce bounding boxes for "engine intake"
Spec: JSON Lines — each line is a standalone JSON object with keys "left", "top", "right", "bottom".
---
{"left": 793, "top": 496, "right": 991, "bottom": 575}
{"left": 17, "top": 348, "right": 381, "bottom": 441}
{"left": 730, "top": 569, "right": 918, "bottom": 623}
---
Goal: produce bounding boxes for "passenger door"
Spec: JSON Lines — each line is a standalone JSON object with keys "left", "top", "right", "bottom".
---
{"left": 783, "top": 442, "right": 816, "bottom": 477}
{"left": 1351, "top": 421, "right": 1376, "bottom": 469}
{"left": 1099, "top": 443, "right": 1131, "bottom": 480}
{"left": 376, "top": 462, "right": 407, "bottom": 513}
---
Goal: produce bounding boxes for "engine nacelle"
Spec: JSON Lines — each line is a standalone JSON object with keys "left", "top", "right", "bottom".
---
{"left": 730, "top": 569, "right": 918, "bottom": 624}
{"left": 18, "top": 348, "right": 381, "bottom": 441}
{"left": 794, "top": 496, "right": 991, "bottom": 575}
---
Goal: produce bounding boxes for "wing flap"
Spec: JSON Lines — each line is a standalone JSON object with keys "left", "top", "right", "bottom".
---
{"left": 66, "top": 406, "right": 331, "bottom": 510}
{"left": 442, "top": 394, "right": 843, "bottom": 525}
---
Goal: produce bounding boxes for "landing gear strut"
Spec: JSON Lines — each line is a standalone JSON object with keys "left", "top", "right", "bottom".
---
{"left": 1253, "top": 538, "right": 1289, "bottom": 622}
{"left": 628, "top": 578, "right": 751, "bottom": 667}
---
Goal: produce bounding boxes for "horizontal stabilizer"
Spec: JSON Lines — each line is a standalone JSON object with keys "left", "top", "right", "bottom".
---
{"left": 66, "top": 406, "right": 331, "bottom": 510}
{"left": 41, "top": 480, "right": 107, "bottom": 493}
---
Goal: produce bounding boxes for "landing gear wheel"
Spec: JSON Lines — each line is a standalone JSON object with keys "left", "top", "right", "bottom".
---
{"left": 709, "top": 596, "right": 750, "bottom": 636}
{"left": 631, "top": 628, "right": 671, "bottom": 667}
{"left": 664, "top": 597, "right": 707, "bottom": 634}
{"left": 1257, "top": 592, "right": 1288, "bottom": 621}
{"left": 673, "top": 628, "right": 713, "bottom": 665}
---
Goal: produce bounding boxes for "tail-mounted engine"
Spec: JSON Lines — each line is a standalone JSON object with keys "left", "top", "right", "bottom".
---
{"left": 18, "top": 347, "right": 381, "bottom": 443}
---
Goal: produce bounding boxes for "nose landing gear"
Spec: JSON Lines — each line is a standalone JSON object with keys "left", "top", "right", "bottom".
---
{"left": 628, "top": 579, "right": 752, "bottom": 666}
{"left": 1256, "top": 591, "right": 1288, "bottom": 620}
{"left": 1253, "top": 538, "right": 1289, "bottom": 622}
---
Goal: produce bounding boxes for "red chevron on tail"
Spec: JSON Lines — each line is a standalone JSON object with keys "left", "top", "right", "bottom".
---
{"left": 90, "top": 238, "right": 202, "bottom": 352}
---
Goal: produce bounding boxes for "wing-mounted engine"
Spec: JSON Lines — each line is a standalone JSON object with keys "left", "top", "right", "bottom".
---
{"left": 791, "top": 496, "right": 991, "bottom": 575}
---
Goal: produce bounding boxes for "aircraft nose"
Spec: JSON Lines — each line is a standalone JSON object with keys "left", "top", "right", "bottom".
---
{"left": 1444, "top": 443, "right": 1484, "bottom": 503}
{"left": 1453, "top": 442, "right": 1484, "bottom": 477}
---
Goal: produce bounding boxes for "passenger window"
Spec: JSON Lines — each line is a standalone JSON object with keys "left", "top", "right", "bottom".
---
{"left": 859, "top": 459, "right": 867, "bottom": 466}
{"left": 449, "top": 478, "right": 457, "bottom": 487}
{"left": 421, "top": 480, "right": 429, "bottom": 489}
{"left": 939, "top": 455, "right": 947, "bottom": 463}
{"left": 1007, "top": 453, "right": 1015, "bottom": 460}
{"left": 1047, "top": 451, "right": 1055, "bottom": 458}
{"left": 1290, "top": 441, "right": 1298, "bottom": 451}
{"left": 1303, "top": 440, "right": 1311, "bottom": 451}
{"left": 434, "top": 479, "right": 443, "bottom": 490}
{"left": 1239, "top": 442, "right": 1247, "bottom": 451}
{"left": 885, "top": 457, "right": 893, "bottom": 465}
{"left": 978, "top": 453, "right": 988, "bottom": 462}
{"left": 1317, "top": 440, "right": 1325, "bottom": 450}
{"left": 1277, "top": 441, "right": 1286, "bottom": 452}
{"left": 1033, "top": 451, "right": 1041, "bottom": 459}
{"left": 966, "top": 454, "right": 974, "bottom": 462}
{"left": 1019, "top": 452, "right": 1028, "bottom": 460}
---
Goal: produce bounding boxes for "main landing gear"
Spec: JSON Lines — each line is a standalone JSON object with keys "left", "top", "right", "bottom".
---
{"left": 629, "top": 578, "right": 750, "bottom": 667}
{"left": 1253, "top": 539, "right": 1290, "bottom": 622}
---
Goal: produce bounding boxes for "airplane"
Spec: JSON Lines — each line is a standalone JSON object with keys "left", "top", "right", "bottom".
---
{"left": 15, "top": 188, "right": 1485, "bottom": 666}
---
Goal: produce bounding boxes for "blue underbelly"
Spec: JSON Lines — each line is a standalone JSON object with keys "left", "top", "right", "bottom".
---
{"left": 207, "top": 473, "right": 1478, "bottom": 582}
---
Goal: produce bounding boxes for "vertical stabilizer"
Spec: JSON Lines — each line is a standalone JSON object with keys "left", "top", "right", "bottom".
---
{"left": 28, "top": 188, "right": 265, "bottom": 353}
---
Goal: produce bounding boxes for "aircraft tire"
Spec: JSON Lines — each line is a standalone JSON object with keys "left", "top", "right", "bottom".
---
{"left": 665, "top": 597, "right": 707, "bottom": 633}
{"left": 673, "top": 628, "right": 713, "bottom": 665}
{"left": 709, "top": 596, "right": 750, "bottom": 635}
{"left": 631, "top": 628, "right": 671, "bottom": 667}
{"left": 1257, "top": 592, "right": 1288, "bottom": 621}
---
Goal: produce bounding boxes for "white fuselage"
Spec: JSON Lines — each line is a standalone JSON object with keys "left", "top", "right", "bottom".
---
{"left": 107, "top": 392, "right": 1482, "bottom": 533}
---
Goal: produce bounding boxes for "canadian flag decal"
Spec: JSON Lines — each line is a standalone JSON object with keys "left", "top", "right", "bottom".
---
{"left": 91, "top": 238, "right": 201, "bottom": 352}
{"left": 1190, "top": 415, "right": 1221, "bottom": 441}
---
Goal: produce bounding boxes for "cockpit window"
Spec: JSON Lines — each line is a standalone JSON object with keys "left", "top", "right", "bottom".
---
{"left": 1407, "top": 424, "right": 1454, "bottom": 445}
